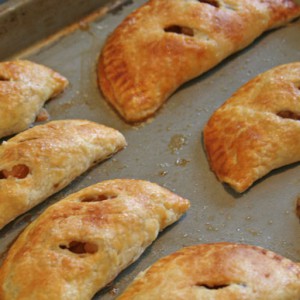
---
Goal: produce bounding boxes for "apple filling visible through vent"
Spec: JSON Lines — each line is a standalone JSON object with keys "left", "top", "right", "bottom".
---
{"left": 59, "top": 241, "right": 98, "bottom": 254}
{"left": 198, "top": 0, "right": 219, "bottom": 8}
{"left": 164, "top": 25, "right": 194, "bottom": 36}
{"left": 0, "top": 164, "right": 30, "bottom": 179}
{"left": 81, "top": 193, "right": 118, "bottom": 202}
{"left": 277, "top": 110, "right": 300, "bottom": 120}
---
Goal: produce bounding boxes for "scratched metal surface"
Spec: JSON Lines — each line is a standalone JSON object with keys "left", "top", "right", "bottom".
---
{"left": 0, "top": 0, "right": 299, "bottom": 299}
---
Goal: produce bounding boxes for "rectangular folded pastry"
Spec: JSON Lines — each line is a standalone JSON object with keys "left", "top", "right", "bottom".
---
{"left": 98, "top": 0, "right": 300, "bottom": 122}
{"left": 0, "top": 120, "right": 126, "bottom": 229}
{"left": 117, "top": 243, "right": 300, "bottom": 300}
{"left": 0, "top": 179, "right": 190, "bottom": 300}
{"left": 0, "top": 60, "right": 68, "bottom": 138}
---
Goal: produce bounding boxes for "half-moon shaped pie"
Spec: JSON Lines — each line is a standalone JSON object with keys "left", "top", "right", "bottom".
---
{"left": 117, "top": 243, "right": 300, "bottom": 300}
{"left": 0, "top": 119, "right": 126, "bottom": 229}
{"left": 204, "top": 62, "right": 300, "bottom": 192}
{"left": 98, "top": 0, "right": 300, "bottom": 122}
{"left": 0, "top": 179, "right": 190, "bottom": 300}
{"left": 0, "top": 60, "right": 68, "bottom": 138}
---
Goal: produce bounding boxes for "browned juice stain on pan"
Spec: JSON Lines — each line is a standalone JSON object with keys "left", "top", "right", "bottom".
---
{"left": 168, "top": 134, "right": 187, "bottom": 154}
{"left": 175, "top": 158, "right": 190, "bottom": 167}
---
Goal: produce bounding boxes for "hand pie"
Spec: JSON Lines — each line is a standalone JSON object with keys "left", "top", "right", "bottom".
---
{"left": 0, "top": 179, "right": 190, "bottom": 300}
{"left": 117, "top": 243, "right": 300, "bottom": 300}
{"left": 98, "top": 0, "right": 300, "bottom": 122}
{"left": 0, "top": 60, "right": 68, "bottom": 138}
{"left": 204, "top": 62, "right": 300, "bottom": 192}
{"left": 0, "top": 120, "right": 126, "bottom": 229}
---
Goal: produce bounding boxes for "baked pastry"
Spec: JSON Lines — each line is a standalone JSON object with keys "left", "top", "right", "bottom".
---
{"left": 0, "top": 179, "right": 190, "bottom": 300}
{"left": 117, "top": 243, "right": 300, "bottom": 300}
{"left": 0, "top": 120, "right": 126, "bottom": 229}
{"left": 98, "top": 0, "right": 300, "bottom": 122}
{"left": 0, "top": 60, "right": 68, "bottom": 138}
{"left": 204, "top": 62, "right": 300, "bottom": 192}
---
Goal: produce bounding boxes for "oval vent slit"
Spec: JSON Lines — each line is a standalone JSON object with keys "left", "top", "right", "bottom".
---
{"left": 277, "top": 110, "right": 300, "bottom": 120}
{"left": 59, "top": 241, "right": 98, "bottom": 254}
{"left": 164, "top": 25, "right": 194, "bottom": 37}
{"left": 197, "top": 284, "right": 230, "bottom": 290}
{"left": 82, "top": 193, "right": 118, "bottom": 202}
{"left": 0, "top": 76, "right": 9, "bottom": 81}
{"left": 196, "top": 283, "right": 247, "bottom": 290}
{"left": 198, "top": 0, "right": 220, "bottom": 8}
{"left": 0, "top": 164, "right": 30, "bottom": 179}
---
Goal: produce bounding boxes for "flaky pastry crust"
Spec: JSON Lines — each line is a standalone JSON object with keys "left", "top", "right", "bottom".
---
{"left": 204, "top": 62, "right": 300, "bottom": 192}
{"left": 0, "top": 60, "right": 68, "bottom": 138}
{"left": 0, "top": 120, "right": 126, "bottom": 229}
{"left": 117, "top": 243, "right": 300, "bottom": 300}
{"left": 98, "top": 0, "right": 300, "bottom": 122}
{"left": 0, "top": 179, "right": 190, "bottom": 300}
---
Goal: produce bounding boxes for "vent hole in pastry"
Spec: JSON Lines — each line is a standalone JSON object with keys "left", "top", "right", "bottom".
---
{"left": 277, "top": 110, "right": 300, "bottom": 121}
{"left": 198, "top": 0, "right": 220, "bottom": 8}
{"left": 196, "top": 283, "right": 247, "bottom": 290}
{"left": 0, "top": 164, "right": 30, "bottom": 179}
{"left": 81, "top": 193, "right": 118, "bottom": 202}
{"left": 59, "top": 241, "right": 98, "bottom": 254}
{"left": 0, "top": 75, "right": 9, "bottom": 81}
{"left": 164, "top": 25, "right": 194, "bottom": 37}
{"left": 197, "top": 284, "right": 231, "bottom": 290}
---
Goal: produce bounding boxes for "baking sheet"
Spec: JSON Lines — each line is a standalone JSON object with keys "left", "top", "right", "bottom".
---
{"left": 0, "top": 0, "right": 299, "bottom": 298}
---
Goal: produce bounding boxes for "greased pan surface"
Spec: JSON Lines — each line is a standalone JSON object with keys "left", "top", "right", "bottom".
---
{"left": 0, "top": 1, "right": 299, "bottom": 299}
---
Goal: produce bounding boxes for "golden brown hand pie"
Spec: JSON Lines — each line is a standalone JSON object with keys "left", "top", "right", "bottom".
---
{"left": 117, "top": 243, "right": 300, "bottom": 300}
{"left": 204, "top": 62, "right": 300, "bottom": 192}
{"left": 0, "top": 120, "right": 126, "bottom": 229}
{"left": 0, "top": 179, "right": 190, "bottom": 300}
{"left": 0, "top": 60, "right": 68, "bottom": 138}
{"left": 98, "top": 0, "right": 300, "bottom": 123}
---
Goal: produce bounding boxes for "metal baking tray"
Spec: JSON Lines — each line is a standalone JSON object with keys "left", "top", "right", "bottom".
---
{"left": 0, "top": 0, "right": 299, "bottom": 298}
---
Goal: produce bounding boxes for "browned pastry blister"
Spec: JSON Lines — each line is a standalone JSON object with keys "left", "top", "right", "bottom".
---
{"left": 0, "top": 120, "right": 126, "bottom": 229}
{"left": 204, "top": 62, "right": 300, "bottom": 192}
{"left": 0, "top": 60, "right": 68, "bottom": 138}
{"left": 0, "top": 179, "right": 190, "bottom": 300}
{"left": 117, "top": 243, "right": 300, "bottom": 300}
{"left": 98, "top": 0, "right": 300, "bottom": 122}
